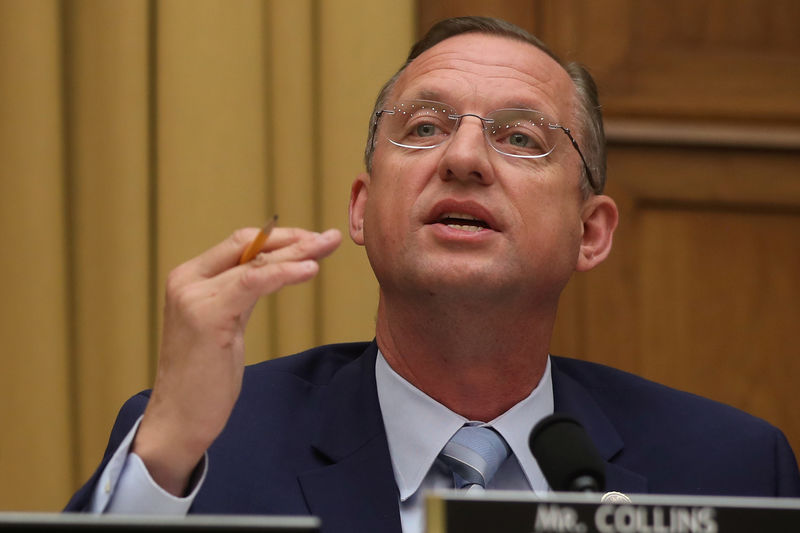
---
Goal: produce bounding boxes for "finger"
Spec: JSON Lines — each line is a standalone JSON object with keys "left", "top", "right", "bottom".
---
{"left": 215, "top": 229, "right": 341, "bottom": 308}
{"left": 193, "top": 230, "right": 340, "bottom": 326}
{"left": 249, "top": 228, "right": 342, "bottom": 267}
{"left": 217, "top": 259, "right": 322, "bottom": 314}
{"left": 176, "top": 226, "right": 320, "bottom": 283}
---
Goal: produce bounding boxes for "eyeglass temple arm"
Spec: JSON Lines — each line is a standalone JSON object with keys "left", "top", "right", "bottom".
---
{"left": 553, "top": 125, "right": 598, "bottom": 194}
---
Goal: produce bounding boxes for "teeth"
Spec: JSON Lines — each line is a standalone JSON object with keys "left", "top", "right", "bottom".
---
{"left": 446, "top": 224, "right": 483, "bottom": 232}
{"left": 441, "top": 212, "right": 480, "bottom": 221}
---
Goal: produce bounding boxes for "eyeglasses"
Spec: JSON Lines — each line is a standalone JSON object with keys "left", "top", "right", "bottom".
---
{"left": 374, "top": 100, "right": 596, "bottom": 193}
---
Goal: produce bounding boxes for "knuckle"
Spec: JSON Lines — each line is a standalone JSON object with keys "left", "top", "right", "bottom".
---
{"left": 250, "top": 251, "right": 270, "bottom": 266}
{"left": 272, "top": 262, "right": 294, "bottom": 278}
{"left": 163, "top": 282, "right": 206, "bottom": 331}
{"left": 238, "top": 267, "right": 262, "bottom": 292}
{"left": 281, "top": 227, "right": 312, "bottom": 248}
{"left": 182, "top": 299, "right": 209, "bottom": 331}
{"left": 284, "top": 227, "right": 305, "bottom": 240}
{"left": 167, "top": 283, "right": 196, "bottom": 316}
{"left": 293, "top": 235, "right": 318, "bottom": 256}
{"left": 170, "top": 283, "right": 194, "bottom": 309}
{"left": 164, "top": 267, "right": 186, "bottom": 297}
{"left": 241, "top": 262, "right": 298, "bottom": 295}
{"left": 230, "top": 227, "right": 255, "bottom": 247}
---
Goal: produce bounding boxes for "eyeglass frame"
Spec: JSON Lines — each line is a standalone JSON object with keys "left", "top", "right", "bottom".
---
{"left": 371, "top": 101, "right": 598, "bottom": 194}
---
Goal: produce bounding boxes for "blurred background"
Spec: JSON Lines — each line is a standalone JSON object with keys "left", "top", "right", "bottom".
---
{"left": 1, "top": 0, "right": 798, "bottom": 511}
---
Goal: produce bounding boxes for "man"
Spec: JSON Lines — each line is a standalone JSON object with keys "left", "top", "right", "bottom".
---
{"left": 66, "top": 16, "right": 800, "bottom": 533}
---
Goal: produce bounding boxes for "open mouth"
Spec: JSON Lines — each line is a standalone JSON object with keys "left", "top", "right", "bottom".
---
{"left": 435, "top": 212, "right": 492, "bottom": 232}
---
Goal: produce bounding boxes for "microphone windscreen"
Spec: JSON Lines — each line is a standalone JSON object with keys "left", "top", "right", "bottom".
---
{"left": 528, "top": 413, "right": 606, "bottom": 492}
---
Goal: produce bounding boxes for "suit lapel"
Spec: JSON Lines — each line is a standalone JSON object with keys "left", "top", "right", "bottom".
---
{"left": 551, "top": 358, "right": 648, "bottom": 495}
{"left": 298, "top": 342, "right": 402, "bottom": 533}
{"left": 297, "top": 349, "right": 648, "bottom": 532}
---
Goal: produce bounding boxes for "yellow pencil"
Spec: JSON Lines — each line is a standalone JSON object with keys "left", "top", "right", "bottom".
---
{"left": 238, "top": 214, "right": 278, "bottom": 265}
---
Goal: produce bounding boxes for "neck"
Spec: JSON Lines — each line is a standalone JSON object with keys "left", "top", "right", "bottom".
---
{"left": 375, "top": 289, "right": 555, "bottom": 421}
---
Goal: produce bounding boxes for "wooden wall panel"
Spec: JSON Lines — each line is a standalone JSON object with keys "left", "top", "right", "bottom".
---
{"left": 577, "top": 146, "right": 800, "bottom": 456}
{"left": 639, "top": 208, "right": 799, "bottom": 427}
{"left": 422, "top": 1, "right": 800, "bottom": 125}
{"left": 536, "top": 0, "right": 800, "bottom": 124}
{"left": 418, "top": 0, "right": 537, "bottom": 34}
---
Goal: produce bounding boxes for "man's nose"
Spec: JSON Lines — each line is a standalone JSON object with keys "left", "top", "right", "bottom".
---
{"left": 437, "top": 115, "right": 495, "bottom": 185}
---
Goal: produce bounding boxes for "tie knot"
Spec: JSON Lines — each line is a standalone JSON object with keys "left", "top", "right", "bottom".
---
{"left": 438, "top": 426, "right": 511, "bottom": 489}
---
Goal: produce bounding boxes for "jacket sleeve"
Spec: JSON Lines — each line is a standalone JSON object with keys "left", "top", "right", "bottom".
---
{"left": 63, "top": 392, "right": 151, "bottom": 511}
{"left": 775, "top": 428, "right": 800, "bottom": 497}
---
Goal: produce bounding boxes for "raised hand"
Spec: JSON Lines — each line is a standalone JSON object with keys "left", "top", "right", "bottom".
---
{"left": 132, "top": 226, "right": 342, "bottom": 495}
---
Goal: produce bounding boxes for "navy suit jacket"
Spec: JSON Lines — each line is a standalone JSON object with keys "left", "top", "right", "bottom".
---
{"left": 66, "top": 341, "right": 800, "bottom": 533}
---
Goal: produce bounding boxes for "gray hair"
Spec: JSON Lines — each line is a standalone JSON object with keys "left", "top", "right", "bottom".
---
{"left": 363, "top": 16, "right": 606, "bottom": 196}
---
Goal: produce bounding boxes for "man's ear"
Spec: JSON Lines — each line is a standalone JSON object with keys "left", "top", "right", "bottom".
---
{"left": 576, "top": 194, "right": 619, "bottom": 272}
{"left": 348, "top": 172, "right": 370, "bottom": 246}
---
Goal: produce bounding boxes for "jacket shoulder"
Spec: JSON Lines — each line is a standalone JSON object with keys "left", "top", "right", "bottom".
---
{"left": 551, "top": 355, "right": 770, "bottom": 428}
{"left": 551, "top": 355, "right": 800, "bottom": 496}
{"left": 243, "top": 341, "right": 372, "bottom": 387}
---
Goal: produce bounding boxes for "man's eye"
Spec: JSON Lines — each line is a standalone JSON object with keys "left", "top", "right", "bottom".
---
{"left": 415, "top": 123, "right": 437, "bottom": 137}
{"left": 509, "top": 133, "right": 530, "bottom": 147}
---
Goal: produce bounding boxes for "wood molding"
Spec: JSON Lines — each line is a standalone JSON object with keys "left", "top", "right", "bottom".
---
{"left": 606, "top": 119, "right": 800, "bottom": 150}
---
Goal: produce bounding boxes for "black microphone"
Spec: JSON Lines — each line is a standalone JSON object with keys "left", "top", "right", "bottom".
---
{"left": 528, "top": 413, "right": 606, "bottom": 492}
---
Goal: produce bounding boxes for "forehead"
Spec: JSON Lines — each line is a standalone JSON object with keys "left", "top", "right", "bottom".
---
{"left": 391, "top": 33, "right": 575, "bottom": 121}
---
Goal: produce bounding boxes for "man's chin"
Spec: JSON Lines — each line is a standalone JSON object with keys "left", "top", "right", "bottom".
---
{"left": 392, "top": 266, "right": 525, "bottom": 302}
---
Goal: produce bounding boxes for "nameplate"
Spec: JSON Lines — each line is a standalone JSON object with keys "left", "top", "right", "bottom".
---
{"left": 425, "top": 490, "right": 800, "bottom": 533}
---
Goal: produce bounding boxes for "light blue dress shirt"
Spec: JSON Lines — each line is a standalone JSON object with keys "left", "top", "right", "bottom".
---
{"left": 375, "top": 351, "right": 553, "bottom": 533}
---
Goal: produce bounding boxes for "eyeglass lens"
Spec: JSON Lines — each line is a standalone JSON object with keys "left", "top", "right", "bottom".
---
{"left": 381, "top": 100, "right": 559, "bottom": 159}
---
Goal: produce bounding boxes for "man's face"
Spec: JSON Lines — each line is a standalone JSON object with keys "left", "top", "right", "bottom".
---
{"left": 350, "top": 33, "right": 594, "bottom": 306}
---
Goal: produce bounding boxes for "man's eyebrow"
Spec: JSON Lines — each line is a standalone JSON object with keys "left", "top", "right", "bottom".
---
{"left": 505, "top": 101, "right": 540, "bottom": 110}
{"left": 404, "top": 88, "right": 446, "bottom": 102}
{"left": 402, "top": 90, "right": 548, "bottom": 110}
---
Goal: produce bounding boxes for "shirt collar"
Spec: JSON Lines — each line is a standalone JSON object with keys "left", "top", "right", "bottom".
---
{"left": 375, "top": 350, "right": 554, "bottom": 501}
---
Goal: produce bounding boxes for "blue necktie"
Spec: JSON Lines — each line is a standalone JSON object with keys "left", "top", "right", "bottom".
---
{"left": 438, "top": 425, "right": 511, "bottom": 490}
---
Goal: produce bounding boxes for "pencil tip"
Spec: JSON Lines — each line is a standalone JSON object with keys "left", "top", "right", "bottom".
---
{"left": 260, "top": 214, "right": 278, "bottom": 233}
